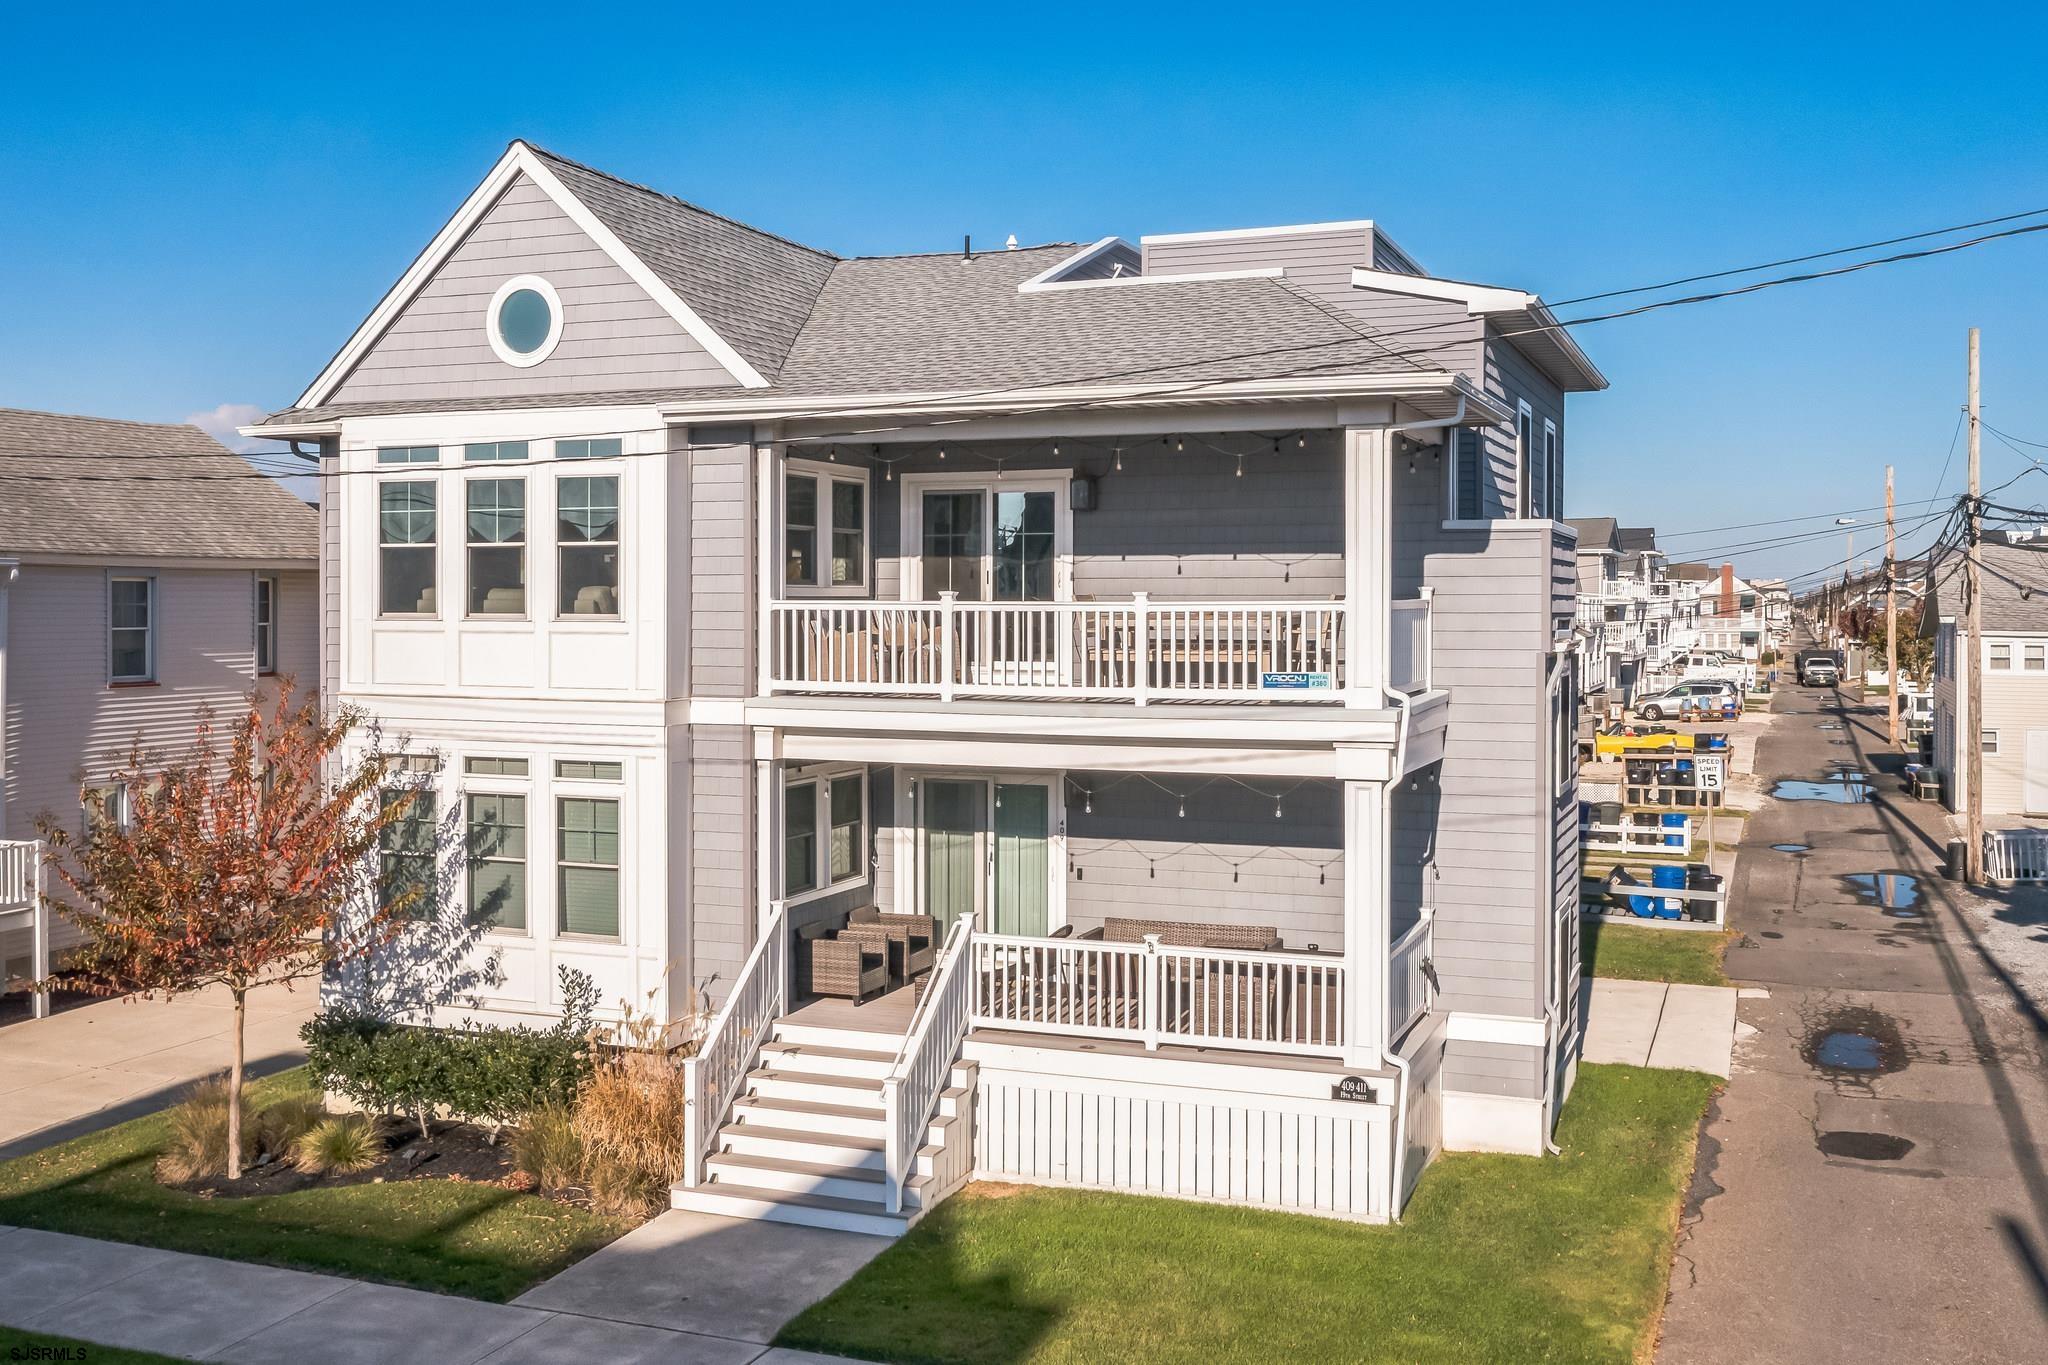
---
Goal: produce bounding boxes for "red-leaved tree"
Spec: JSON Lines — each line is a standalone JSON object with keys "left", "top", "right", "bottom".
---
{"left": 36, "top": 682, "right": 419, "bottom": 1178}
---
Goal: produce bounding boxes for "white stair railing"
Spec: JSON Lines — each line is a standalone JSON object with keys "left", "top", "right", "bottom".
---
{"left": 881, "top": 913, "right": 975, "bottom": 1214}
{"left": 681, "top": 900, "right": 790, "bottom": 1189}
{"left": 0, "top": 840, "right": 48, "bottom": 1021}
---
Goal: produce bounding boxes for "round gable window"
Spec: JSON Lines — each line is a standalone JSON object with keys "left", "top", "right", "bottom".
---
{"left": 486, "top": 275, "right": 563, "bottom": 367}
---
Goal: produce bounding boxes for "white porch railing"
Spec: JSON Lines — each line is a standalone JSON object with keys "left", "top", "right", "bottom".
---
{"left": 1984, "top": 829, "right": 2048, "bottom": 883}
{"left": 968, "top": 932, "right": 1349, "bottom": 1058}
{"left": 881, "top": 912, "right": 975, "bottom": 1214}
{"left": 680, "top": 900, "right": 790, "bottom": 1189}
{"left": 1389, "top": 592, "right": 1433, "bottom": 693}
{"left": 0, "top": 840, "right": 48, "bottom": 1021}
{"left": 768, "top": 596, "right": 1351, "bottom": 704}
{"left": 1387, "top": 909, "right": 1434, "bottom": 1045}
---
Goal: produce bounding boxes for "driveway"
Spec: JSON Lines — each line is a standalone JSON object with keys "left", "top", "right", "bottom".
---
{"left": 1656, "top": 652, "right": 2048, "bottom": 1362}
{"left": 0, "top": 981, "right": 316, "bottom": 1158}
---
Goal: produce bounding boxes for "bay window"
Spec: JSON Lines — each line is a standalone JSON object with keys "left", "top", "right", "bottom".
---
{"left": 379, "top": 481, "right": 437, "bottom": 616}
{"left": 467, "top": 478, "right": 526, "bottom": 615}
{"left": 558, "top": 475, "right": 620, "bottom": 615}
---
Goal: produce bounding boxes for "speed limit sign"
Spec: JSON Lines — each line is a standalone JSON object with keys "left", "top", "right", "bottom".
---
{"left": 1696, "top": 755, "right": 1727, "bottom": 792}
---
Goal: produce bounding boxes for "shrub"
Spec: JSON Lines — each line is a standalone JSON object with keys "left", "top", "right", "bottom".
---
{"left": 256, "top": 1096, "right": 327, "bottom": 1157}
{"left": 512, "top": 1103, "right": 585, "bottom": 1193}
{"left": 295, "top": 1114, "right": 385, "bottom": 1175}
{"left": 301, "top": 967, "right": 597, "bottom": 1138}
{"left": 572, "top": 1051, "right": 689, "bottom": 1199}
{"left": 584, "top": 1147, "right": 660, "bottom": 1218}
{"left": 158, "top": 1078, "right": 254, "bottom": 1183}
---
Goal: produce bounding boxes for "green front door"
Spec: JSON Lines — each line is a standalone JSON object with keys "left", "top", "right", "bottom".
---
{"left": 922, "top": 778, "right": 984, "bottom": 933}
{"left": 993, "top": 783, "right": 1050, "bottom": 937}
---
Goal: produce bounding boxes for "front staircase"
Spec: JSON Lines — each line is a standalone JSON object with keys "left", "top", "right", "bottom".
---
{"left": 671, "top": 1015, "right": 976, "bottom": 1237}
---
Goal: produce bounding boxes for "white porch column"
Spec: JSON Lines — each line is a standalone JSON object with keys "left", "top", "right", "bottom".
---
{"left": 1343, "top": 427, "right": 1393, "bottom": 707}
{"left": 1342, "top": 777, "right": 1390, "bottom": 1070}
{"left": 752, "top": 727, "right": 782, "bottom": 941}
{"left": 0, "top": 559, "right": 14, "bottom": 840}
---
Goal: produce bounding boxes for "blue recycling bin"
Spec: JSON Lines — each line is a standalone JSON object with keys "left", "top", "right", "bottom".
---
{"left": 1661, "top": 812, "right": 1688, "bottom": 849}
{"left": 1651, "top": 864, "right": 1687, "bottom": 919}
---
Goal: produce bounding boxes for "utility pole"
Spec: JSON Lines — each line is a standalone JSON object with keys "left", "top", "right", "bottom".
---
{"left": 1886, "top": 465, "right": 1899, "bottom": 747}
{"left": 1965, "top": 328, "right": 1984, "bottom": 885}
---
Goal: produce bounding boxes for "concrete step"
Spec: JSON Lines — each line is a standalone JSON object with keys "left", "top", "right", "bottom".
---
{"left": 670, "top": 1181, "right": 914, "bottom": 1238}
{"left": 758, "top": 1038, "right": 900, "bottom": 1081}
{"left": 747, "top": 1068, "right": 887, "bottom": 1109}
{"left": 705, "top": 1151, "right": 934, "bottom": 1209}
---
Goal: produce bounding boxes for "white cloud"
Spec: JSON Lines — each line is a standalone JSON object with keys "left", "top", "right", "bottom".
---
{"left": 183, "top": 402, "right": 270, "bottom": 454}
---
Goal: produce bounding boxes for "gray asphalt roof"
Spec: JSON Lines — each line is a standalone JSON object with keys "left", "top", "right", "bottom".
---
{"left": 1617, "top": 527, "right": 1659, "bottom": 554}
{"left": 1934, "top": 539, "right": 2048, "bottom": 633}
{"left": 0, "top": 408, "right": 316, "bottom": 561}
{"left": 1565, "top": 517, "right": 1618, "bottom": 551}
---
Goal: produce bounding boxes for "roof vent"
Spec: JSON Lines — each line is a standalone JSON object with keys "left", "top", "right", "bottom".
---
{"left": 1005, "top": 234, "right": 1018, "bottom": 251}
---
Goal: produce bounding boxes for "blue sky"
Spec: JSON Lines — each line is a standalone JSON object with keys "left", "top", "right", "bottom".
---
{"left": 6, "top": 2, "right": 2047, "bottom": 584}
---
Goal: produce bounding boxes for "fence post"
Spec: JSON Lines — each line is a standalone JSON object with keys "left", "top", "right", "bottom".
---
{"left": 1132, "top": 593, "right": 1151, "bottom": 707}
{"left": 882, "top": 1077, "right": 904, "bottom": 1214}
{"left": 939, "top": 591, "right": 957, "bottom": 703}
{"left": 30, "top": 843, "right": 49, "bottom": 1020}
{"left": 680, "top": 1056, "right": 702, "bottom": 1189}
{"left": 1141, "top": 934, "right": 1161, "bottom": 1050}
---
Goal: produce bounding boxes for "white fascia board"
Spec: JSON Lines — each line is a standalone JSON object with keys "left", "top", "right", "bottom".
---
{"left": 239, "top": 420, "right": 340, "bottom": 439}
{"left": 295, "top": 141, "right": 766, "bottom": 409}
{"left": 1140, "top": 219, "right": 1375, "bottom": 246}
{"left": 657, "top": 371, "right": 1486, "bottom": 424}
{"left": 1016, "top": 236, "right": 1136, "bottom": 291}
{"left": 1350, "top": 266, "right": 1535, "bottom": 315}
{"left": 1020, "top": 266, "right": 1283, "bottom": 294}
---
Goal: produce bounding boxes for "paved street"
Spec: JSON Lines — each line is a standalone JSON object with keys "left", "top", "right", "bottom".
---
{"left": 1658, "top": 655, "right": 2048, "bottom": 1362}
{"left": 0, "top": 981, "right": 315, "bottom": 1158}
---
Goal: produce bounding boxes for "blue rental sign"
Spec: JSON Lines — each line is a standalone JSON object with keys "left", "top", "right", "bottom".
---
{"left": 1260, "top": 672, "right": 1335, "bottom": 691}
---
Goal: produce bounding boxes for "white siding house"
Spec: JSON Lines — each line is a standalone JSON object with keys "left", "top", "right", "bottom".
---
{"left": 253, "top": 141, "right": 1606, "bottom": 1232}
{"left": 1930, "top": 538, "right": 2048, "bottom": 817}
{"left": 0, "top": 409, "right": 318, "bottom": 1005}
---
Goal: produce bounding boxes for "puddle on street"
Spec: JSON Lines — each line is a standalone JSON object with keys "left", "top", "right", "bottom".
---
{"left": 1817, "top": 1131, "right": 1916, "bottom": 1161}
{"left": 1760, "top": 930, "right": 1784, "bottom": 939}
{"left": 1774, "top": 775, "right": 1872, "bottom": 803}
{"left": 1771, "top": 843, "right": 1812, "bottom": 853}
{"left": 1802, "top": 1007, "right": 1909, "bottom": 1076}
{"left": 1843, "top": 872, "right": 1922, "bottom": 914}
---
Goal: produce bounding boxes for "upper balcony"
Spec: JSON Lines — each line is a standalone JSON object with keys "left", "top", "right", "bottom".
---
{"left": 759, "top": 429, "right": 1431, "bottom": 707}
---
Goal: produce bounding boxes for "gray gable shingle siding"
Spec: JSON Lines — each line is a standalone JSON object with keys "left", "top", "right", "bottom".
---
{"left": 0, "top": 408, "right": 316, "bottom": 561}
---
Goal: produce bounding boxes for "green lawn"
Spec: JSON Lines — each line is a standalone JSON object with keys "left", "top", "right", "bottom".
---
{"left": 0, "top": 1326, "right": 179, "bottom": 1363}
{"left": 0, "top": 1068, "right": 631, "bottom": 1302}
{"left": 779, "top": 1064, "right": 1718, "bottom": 1365}
{"left": 1582, "top": 919, "right": 1733, "bottom": 987}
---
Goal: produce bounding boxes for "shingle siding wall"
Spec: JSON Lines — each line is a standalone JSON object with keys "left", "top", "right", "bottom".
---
{"left": 330, "top": 173, "right": 736, "bottom": 403}
{"left": 688, "top": 437, "right": 753, "bottom": 697}
{"left": 1949, "top": 630, "right": 2048, "bottom": 815}
{"left": 319, "top": 444, "right": 341, "bottom": 702}
{"left": 1483, "top": 331, "right": 1567, "bottom": 518}
{"left": 687, "top": 724, "right": 752, "bottom": 1009}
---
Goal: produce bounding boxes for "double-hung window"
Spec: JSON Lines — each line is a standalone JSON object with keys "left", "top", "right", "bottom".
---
{"left": 2026, "top": 644, "right": 2045, "bottom": 672}
{"left": 466, "top": 793, "right": 527, "bottom": 932}
{"left": 467, "top": 478, "right": 526, "bottom": 615}
{"left": 1991, "top": 642, "right": 2012, "bottom": 670}
{"left": 558, "top": 475, "right": 620, "bottom": 615}
{"left": 254, "top": 576, "right": 278, "bottom": 675}
{"left": 379, "top": 780, "right": 437, "bottom": 919}
{"left": 109, "top": 576, "right": 155, "bottom": 683}
{"left": 379, "top": 482, "right": 437, "bottom": 616}
{"left": 1516, "top": 401, "right": 1538, "bottom": 518}
{"left": 782, "top": 768, "right": 866, "bottom": 899}
{"left": 783, "top": 461, "right": 867, "bottom": 592}
{"left": 1448, "top": 428, "right": 1484, "bottom": 521}
{"left": 1543, "top": 419, "right": 1561, "bottom": 520}
{"left": 557, "top": 796, "right": 620, "bottom": 938}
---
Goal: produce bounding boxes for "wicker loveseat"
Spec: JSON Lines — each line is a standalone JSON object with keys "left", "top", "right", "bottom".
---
{"left": 1096, "top": 917, "right": 1282, "bottom": 951}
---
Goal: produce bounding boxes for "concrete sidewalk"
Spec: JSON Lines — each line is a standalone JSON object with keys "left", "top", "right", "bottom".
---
{"left": 0, "top": 1221, "right": 871, "bottom": 1364}
{"left": 1580, "top": 976, "right": 1739, "bottom": 1077}
{"left": 0, "top": 982, "right": 316, "bottom": 1159}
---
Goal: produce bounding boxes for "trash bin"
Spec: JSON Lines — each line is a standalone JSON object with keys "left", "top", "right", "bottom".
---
{"left": 1687, "top": 872, "right": 1724, "bottom": 921}
{"left": 1661, "top": 812, "right": 1689, "bottom": 848}
{"left": 1651, "top": 864, "right": 1687, "bottom": 919}
{"left": 1596, "top": 801, "right": 1624, "bottom": 827}
{"left": 1944, "top": 837, "right": 1968, "bottom": 881}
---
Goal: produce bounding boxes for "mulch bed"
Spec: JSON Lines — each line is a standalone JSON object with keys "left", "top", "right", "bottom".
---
{"left": 174, "top": 1120, "right": 540, "bottom": 1200}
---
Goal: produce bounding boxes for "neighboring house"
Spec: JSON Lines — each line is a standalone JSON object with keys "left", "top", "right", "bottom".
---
{"left": 250, "top": 140, "right": 1605, "bottom": 1232}
{"left": 1928, "top": 538, "right": 2048, "bottom": 817}
{"left": 0, "top": 408, "right": 318, "bottom": 1004}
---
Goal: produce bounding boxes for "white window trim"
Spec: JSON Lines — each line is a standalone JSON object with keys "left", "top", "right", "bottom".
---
{"left": 1442, "top": 427, "right": 1485, "bottom": 525}
{"left": 782, "top": 457, "right": 872, "bottom": 599}
{"left": 377, "top": 477, "right": 440, "bottom": 620}
{"left": 898, "top": 470, "right": 1074, "bottom": 603}
{"left": 464, "top": 474, "right": 529, "bottom": 621}
{"left": 555, "top": 467, "right": 624, "bottom": 621}
{"left": 781, "top": 764, "right": 870, "bottom": 906}
{"left": 1542, "top": 418, "right": 1560, "bottom": 521}
{"left": 463, "top": 781, "right": 532, "bottom": 939}
{"left": 107, "top": 573, "right": 156, "bottom": 684}
{"left": 254, "top": 574, "right": 279, "bottom": 676}
{"left": 553, "top": 777, "right": 625, "bottom": 944}
{"left": 1514, "top": 400, "right": 1535, "bottom": 519}
{"left": 486, "top": 274, "right": 564, "bottom": 368}
{"left": 1983, "top": 729, "right": 2001, "bottom": 754}
{"left": 1990, "top": 641, "right": 2012, "bottom": 670}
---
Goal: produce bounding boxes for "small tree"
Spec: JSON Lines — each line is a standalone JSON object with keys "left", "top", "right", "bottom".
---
{"left": 37, "top": 682, "right": 418, "bottom": 1179}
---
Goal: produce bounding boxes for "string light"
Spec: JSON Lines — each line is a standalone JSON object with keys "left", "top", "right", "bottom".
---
{"left": 1235, "top": 452, "right": 1244, "bottom": 478}
{"left": 1177, "top": 797, "right": 1186, "bottom": 818}
{"left": 1113, "top": 445, "right": 1123, "bottom": 472}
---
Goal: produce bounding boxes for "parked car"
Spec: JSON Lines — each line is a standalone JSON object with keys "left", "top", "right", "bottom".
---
{"left": 1796, "top": 650, "right": 1840, "bottom": 686}
{"left": 1636, "top": 680, "right": 1738, "bottom": 721}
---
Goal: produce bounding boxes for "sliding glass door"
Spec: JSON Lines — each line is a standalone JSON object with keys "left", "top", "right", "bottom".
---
{"left": 915, "top": 775, "right": 1053, "bottom": 936}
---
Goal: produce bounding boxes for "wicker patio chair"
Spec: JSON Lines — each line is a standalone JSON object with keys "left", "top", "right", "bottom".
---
{"left": 849, "top": 907, "right": 937, "bottom": 979}
{"left": 804, "top": 933, "right": 887, "bottom": 1002}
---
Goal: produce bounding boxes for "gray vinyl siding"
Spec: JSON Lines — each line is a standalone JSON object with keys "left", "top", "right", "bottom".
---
{"left": 847, "top": 434, "right": 1344, "bottom": 602}
{"left": 329, "top": 173, "right": 737, "bottom": 403}
{"left": 687, "top": 724, "right": 752, "bottom": 1009}
{"left": 688, "top": 434, "right": 753, "bottom": 697}
{"left": 1483, "top": 329, "right": 1567, "bottom": 518}
{"left": 1949, "top": 629, "right": 2048, "bottom": 815}
{"left": 320, "top": 439, "right": 340, "bottom": 701}
{"left": 1054, "top": 242, "right": 1141, "bottom": 282}
{"left": 1443, "top": 1039, "right": 1544, "bottom": 1098}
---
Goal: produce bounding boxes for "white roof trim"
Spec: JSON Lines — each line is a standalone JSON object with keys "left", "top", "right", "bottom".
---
{"left": 1020, "top": 266, "right": 1281, "bottom": 294}
{"left": 1140, "top": 219, "right": 1374, "bottom": 246}
{"left": 1016, "top": 236, "right": 1135, "bottom": 292}
{"left": 1349, "top": 267, "right": 1535, "bottom": 314}
{"left": 295, "top": 141, "right": 767, "bottom": 407}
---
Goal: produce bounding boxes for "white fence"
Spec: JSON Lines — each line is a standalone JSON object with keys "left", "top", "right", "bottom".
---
{"left": 680, "top": 900, "right": 789, "bottom": 1188}
{"left": 968, "top": 932, "right": 1348, "bottom": 1058}
{"left": 1584, "top": 816, "right": 1693, "bottom": 857}
{"left": 768, "top": 595, "right": 1364, "bottom": 704}
{"left": 1387, "top": 910, "right": 1434, "bottom": 1044}
{"left": 883, "top": 913, "right": 975, "bottom": 1214}
{"left": 0, "top": 840, "right": 48, "bottom": 1021}
{"left": 1984, "top": 830, "right": 2048, "bottom": 883}
{"left": 1389, "top": 592, "right": 1433, "bottom": 694}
